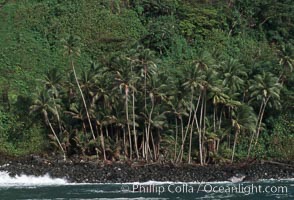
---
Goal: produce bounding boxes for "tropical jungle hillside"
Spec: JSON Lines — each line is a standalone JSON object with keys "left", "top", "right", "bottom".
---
{"left": 0, "top": 0, "right": 293, "bottom": 164}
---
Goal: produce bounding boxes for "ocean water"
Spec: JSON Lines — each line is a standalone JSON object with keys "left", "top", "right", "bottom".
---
{"left": 0, "top": 170, "right": 293, "bottom": 199}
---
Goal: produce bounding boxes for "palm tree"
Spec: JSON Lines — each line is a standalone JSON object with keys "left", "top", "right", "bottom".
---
{"left": 42, "top": 68, "right": 63, "bottom": 93}
{"left": 179, "top": 51, "right": 217, "bottom": 164}
{"left": 127, "top": 46, "right": 157, "bottom": 160}
{"left": 278, "top": 44, "right": 293, "bottom": 84}
{"left": 112, "top": 55, "right": 140, "bottom": 160}
{"left": 30, "top": 90, "right": 66, "bottom": 160}
{"left": 79, "top": 63, "right": 100, "bottom": 104}
{"left": 247, "top": 72, "right": 282, "bottom": 157}
{"left": 41, "top": 68, "right": 64, "bottom": 140}
{"left": 80, "top": 63, "right": 110, "bottom": 160}
{"left": 208, "top": 86, "right": 230, "bottom": 132}
{"left": 144, "top": 72, "right": 169, "bottom": 161}
{"left": 165, "top": 81, "right": 188, "bottom": 163}
{"left": 61, "top": 35, "right": 97, "bottom": 151}
{"left": 222, "top": 59, "right": 247, "bottom": 91}
{"left": 131, "top": 86, "right": 139, "bottom": 159}
{"left": 206, "top": 85, "right": 230, "bottom": 157}
{"left": 125, "top": 53, "right": 142, "bottom": 160}
{"left": 180, "top": 64, "right": 204, "bottom": 164}
{"left": 197, "top": 67, "right": 220, "bottom": 165}
{"left": 231, "top": 104, "right": 256, "bottom": 163}
{"left": 127, "top": 46, "right": 157, "bottom": 111}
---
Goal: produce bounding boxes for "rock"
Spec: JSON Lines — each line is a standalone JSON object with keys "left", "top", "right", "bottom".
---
{"left": 0, "top": 155, "right": 293, "bottom": 183}
{"left": 228, "top": 174, "right": 246, "bottom": 183}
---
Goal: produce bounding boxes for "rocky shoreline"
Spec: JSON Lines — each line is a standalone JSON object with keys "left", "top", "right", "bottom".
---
{"left": 0, "top": 155, "right": 294, "bottom": 183}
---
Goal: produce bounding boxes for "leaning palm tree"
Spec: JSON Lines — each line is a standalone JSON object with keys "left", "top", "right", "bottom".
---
{"left": 61, "top": 35, "right": 97, "bottom": 149}
{"left": 182, "top": 67, "right": 205, "bottom": 164}
{"left": 144, "top": 72, "right": 169, "bottom": 161}
{"left": 30, "top": 90, "right": 66, "bottom": 160}
{"left": 231, "top": 104, "right": 256, "bottom": 163}
{"left": 80, "top": 63, "right": 109, "bottom": 160}
{"left": 179, "top": 51, "right": 217, "bottom": 164}
{"left": 247, "top": 72, "right": 282, "bottom": 157}
{"left": 180, "top": 64, "right": 203, "bottom": 164}
{"left": 41, "top": 68, "right": 64, "bottom": 139}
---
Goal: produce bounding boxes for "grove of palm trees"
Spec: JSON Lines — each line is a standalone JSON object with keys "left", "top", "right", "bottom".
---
{"left": 0, "top": 0, "right": 293, "bottom": 165}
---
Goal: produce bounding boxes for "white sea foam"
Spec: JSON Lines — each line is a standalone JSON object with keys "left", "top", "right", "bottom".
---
{"left": 90, "top": 198, "right": 168, "bottom": 200}
{"left": 126, "top": 178, "right": 294, "bottom": 185}
{"left": 259, "top": 178, "right": 294, "bottom": 183}
{"left": 1, "top": 169, "right": 293, "bottom": 188}
{"left": 116, "top": 178, "right": 294, "bottom": 186}
{"left": 121, "top": 180, "right": 231, "bottom": 185}
{"left": 0, "top": 171, "right": 68, "bottom": 187}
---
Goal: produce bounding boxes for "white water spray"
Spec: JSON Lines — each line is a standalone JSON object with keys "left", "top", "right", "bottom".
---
{"left": 0, "top": 171, "right": 68, "bottom": 187}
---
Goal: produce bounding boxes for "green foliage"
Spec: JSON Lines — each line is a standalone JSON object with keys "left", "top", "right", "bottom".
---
{"left": 0, "top": 0, "right": 146, "bottom": 99}
{"left": 178, "top": 3, "right": 222, "bottom": 40}
{"left": 132, "top": 0, "right": 179, "bottom": 18}
{"left": 235, "top": 112, "right": 294, "bottom": 160}
{"left": 0, "top": 0, "right": 293, "bottom": 163}
{"left": 266, "top": 113, "right": 294, "bottom": 159}
{"left": 0, "top": 111, "right": 46, "bottom": 156}
{"left": 234, "top": 0, "right": 294, "bottom": 42}
{"left": 142, "top": 15, "right": 178, "bottom": 55}
{"left": 15, "top": 0, "right": 146, "bottom": 54}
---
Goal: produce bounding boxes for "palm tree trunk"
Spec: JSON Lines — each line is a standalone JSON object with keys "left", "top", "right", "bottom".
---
{"left": 44, "top": 111, "right": 66, "bottom": 161}
{"left": 231, "top": 129, "right": 239, "bottom": 163}
{"left": 125, "top": 86, "right": 132, "bottom": 160}
{"left": 148, "top": 145, "right": 153, "bottom": 160}
{"left": 199, "top": 90, "right": 206, "bottom": 166}
{"left": 150, "top": 131, "right": 157, "bottom": 160}
{"left": 71, "top": 60, "right": 96, "bottom": 142}
{"left": 106, "top": 126, "right": 109, "bottom": 137}
{"left": 176, "top": 89, "right": 194, "bottom": 163}
{"left": 188, "top": 116, "right": 195, "bottom": 164}
{"left": 188, "top": 94, "right": 201, "bottom": 164}
{"left": 142, "top": 133, "right": 145, "bottom": 158}
{"left": 218, "top": 107, "right": 224, "bottom": 130}
{"left": 176, "top": 116, "right": 184, "bottom": 163}
{"left": 193, "top": 107, "right": 202, "bottom": 162}
{"left": 132, "top": 89, "right": 139, "bottom": 159}
{"left": 195, "top": 116, "right": 202, "bottom": 165}
{"left": 144, "top": 123, "right": 148, "bottom": 160}
{"left": 99, "top": 125, "right": 106, "bottom": 160}
{"left": 144, "top": 66, "right": 147, "bottom": 111}
{"left": 247, "top": 100, "right": 263, "bottom": 158}
{"left": 203, "top": 90, "right": 207, "bottom": 164}
{"left": 123, "top": 127, "right": 127, "bottom": 158}
{"left": 248, "top": 97, "right": 269, "bottom": 157}
{"left": 52, "top": 97, "right": 63, "bottom": 137}
{"left": 254, "top": 97, "right": 269, "bottom": 146}
{"left": 185, "top": 89, "right": 194, "bottom": 140}
{"left": 146, "top": 94, "right": 154, "bottom": 161}
{"left": 213, "top": 105, "right": 217, "bottom": 132}
{"left": 144, "top": 65, "right": 147, "bottom": 160}
{"left": 156, "top": 129, "right": 161, "bottom": 162}
{"left": 174, "top": 116, "right": 178, "bottom": 162}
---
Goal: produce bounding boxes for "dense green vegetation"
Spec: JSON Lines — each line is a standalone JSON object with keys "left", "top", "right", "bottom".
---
{"left": 0, "top": 0, "right": 293, "bottom": 163}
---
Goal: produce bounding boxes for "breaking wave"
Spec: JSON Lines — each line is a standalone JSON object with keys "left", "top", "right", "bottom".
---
{"left": 0, "top": 171, "right": 68, "bottom": 187}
